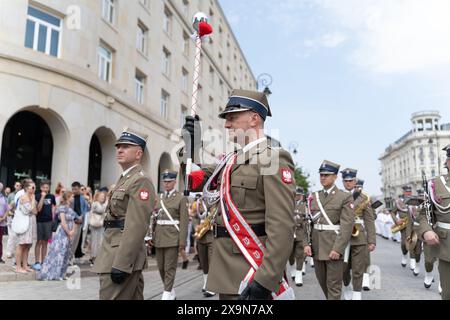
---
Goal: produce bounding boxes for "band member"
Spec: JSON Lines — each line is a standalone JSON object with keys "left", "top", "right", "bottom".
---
{"left": 288, "top": 187, "right": 308, "bottom": 287}
{"left": 341, "top": 171, "right": 376, "bottom": 300}
{"left": 152, "top": 170, "right": 189, "bottom": 300}
{"left": 391, "top": 186, "right": 413, "bottom": 269}
{"left": 192, "top": 195, "right": 216, "bottom": 297}
{"left": 417, "top": 145, "right": 450, "bottom": 300}
{"left": 181, "top": 89, "right": 296, "bottom": 300}
{"left": 304, "top": 160, "right": 354, "bottom": 300}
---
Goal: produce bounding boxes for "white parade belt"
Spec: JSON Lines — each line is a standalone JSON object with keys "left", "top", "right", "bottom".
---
{"left": 314, "top": 224, "right": 341, "bottom": 231}
{"left": 157, "top": 220, "right": 180, "bottom": 226}
{"left": 354, "top": 218, "right": 365, "bottom": 226}
{"left": 436, "top": 221, "right": 450, "bottom": 230}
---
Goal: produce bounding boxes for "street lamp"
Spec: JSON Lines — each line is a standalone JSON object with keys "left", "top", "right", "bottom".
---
{"left": 257, "top": 73, "right": 273, "bottom": 97}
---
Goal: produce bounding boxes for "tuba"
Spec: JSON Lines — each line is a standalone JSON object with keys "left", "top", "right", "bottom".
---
{"left": 352, "top": 192, "right": 371, "bottom": 237}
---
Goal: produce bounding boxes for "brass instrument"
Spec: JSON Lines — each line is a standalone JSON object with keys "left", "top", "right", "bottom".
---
{"left": 352, "top": 192, "right": 371, "bottom": 238}
{"left": 194, "top": 204, "right": 218, "bottom": 240}
{"left": 391, "top": 217, "right": 408, "bottom": 234}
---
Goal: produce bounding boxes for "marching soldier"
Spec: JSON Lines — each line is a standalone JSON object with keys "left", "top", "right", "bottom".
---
{"left": 304, "top": 160, "right": 354, "bottom": 300}
{"left": 152, "top": 170, "right": 189, "bottom": 300}
{"left": 416, "top": 145, "right": 450, "bottom": 300}
{"left": 288, "top": 187, "right": 308, "bottom": 287}
{"left": 192, "top": 195, "right": 216, "bottom": 297}
{"left": 404, "top": 196, "right": 423, "bottom": 276}
{"left": 93, "top": 129, "right": 156, "bottom": 300}
{"left": 181, "top": 89, "right": 295, "bottom": 300}
{"left": 390, "top": 186, "right": 413, "bottom": 269}
{"left": 341, "top": 170, "right": 376, "bottom": 300}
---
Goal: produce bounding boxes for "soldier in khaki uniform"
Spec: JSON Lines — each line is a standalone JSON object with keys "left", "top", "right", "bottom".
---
{"left": 304, "top": 160, "right": 354, "bottom": 300}
{"left": 288, "top": 187, "right": 308, "bottom": 287}
{"left": 417, "top": 145, "right": 450, "bottom": 300}
{"left": 192, "top": 195, "right": 216, "bottom": 297}
{"left": 93, "top": 129, "right": 156, "bottom": 300}
{"left": 390, "top": 186, "right": 414, "bottom": 269}
{"left": 404, "top": 197, "right": 423, "bottom": 276}
{"left": 341, "top": 169, "right": 376, "bottom": 300}
{"left": 181, "top": 89, "right": 295, "bottom": 300}
{"left": 152, "top": 170, "right": 189, "bottom": 300}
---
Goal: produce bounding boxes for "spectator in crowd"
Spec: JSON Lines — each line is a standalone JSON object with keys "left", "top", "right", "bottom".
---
{"left": 54, "top": 182, "right": 64, "bottom": 206}
{"left": 70, "top": 182, "right": 89, "bottom": 263}
{"left": 0, "top": 183, "right": 9, "bottom": 263}
{"left": 89, "top": 191, "right": 107, "bottom": 266}
{"left": 81, "top": 185, "right": 93, "bottom": 250}
{"left": 33, "top": 181, "right": 56, "bottom": 271}
{"left": 5, "top": 181, "right": 22, "bottom": 259}
{"left": 38, "top": 191, "right": 77, "bottom": 281}
{"left": 4, "top": 187, "right": 11, "bottom": 198}
{"left": 15, "top": 180, "right": 37, "bottom": 274}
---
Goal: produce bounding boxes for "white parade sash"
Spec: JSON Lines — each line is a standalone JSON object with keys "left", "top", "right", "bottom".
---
{"left": 315, "top": 191, "right": 350, "bottom": 263}
{"left": 429, "top": 179, "right": 450, "bottom": 213}
{"left": 159, "top": 194, "right": 180, "bottom": 232}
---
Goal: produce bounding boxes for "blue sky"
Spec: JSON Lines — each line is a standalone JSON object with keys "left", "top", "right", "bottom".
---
{"left": 219, "top": 0, "right": 450, "bottom": 195}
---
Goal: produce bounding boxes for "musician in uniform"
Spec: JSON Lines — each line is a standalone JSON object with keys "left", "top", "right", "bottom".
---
{"left": 181, "top": 89, "right": 296, "bottom": 300}
{"left": 391, "top": 186, "right": 414, "bottom": 269}
{"left": 192, "top": 195, "right": 216, "bottom": 297}
{"left": 404, "top": 195, "right": 423, "bottom": 276}
{"left": 152, "top": 170, "right": 189, "bottom": 300}
{"left": 93, "top": 129, "right": 156, "bottom": 300}
{"left": 304, "top": 160, "right": 354, "bottom": 300}
{"left": 341, "top": 170, "right": 376, "bottom": 300}
{"left": 288, "top": 186, "right": 308, "bottom": 287}
{"left": 416, "top": 145, "right": 450, "bottom": 300}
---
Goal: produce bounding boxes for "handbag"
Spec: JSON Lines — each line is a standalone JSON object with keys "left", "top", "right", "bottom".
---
{"left": 51, "top": 214, "right": 60, "bottom": 232}
{"left": 11, "top": 206, "right": 30, "bottom": 235}
{"left": 89, "top": 204, "right": 105, "bottom": 228}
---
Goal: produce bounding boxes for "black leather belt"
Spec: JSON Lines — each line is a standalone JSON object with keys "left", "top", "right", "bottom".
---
{"left": 104, "top": 219, "right": 125, "bottom": 230}
{"left": 214, "top": 224, "right": 266, "bottom": 238}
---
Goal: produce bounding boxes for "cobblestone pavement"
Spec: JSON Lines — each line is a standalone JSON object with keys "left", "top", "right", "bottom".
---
{"left": 0, "top": 234, "right": 442, "bottom": 300}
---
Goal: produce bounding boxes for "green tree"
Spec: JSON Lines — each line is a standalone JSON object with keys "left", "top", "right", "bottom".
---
{"left": 294, "top": 166, "right": 310, "bottom": 192}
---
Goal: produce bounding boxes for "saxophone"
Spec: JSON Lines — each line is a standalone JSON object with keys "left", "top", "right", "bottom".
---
{"left": 194, "top": 204, "right": 218, "bottom": 240}
{"left": 352, "top": 192, "right": 371, "bottom": 237}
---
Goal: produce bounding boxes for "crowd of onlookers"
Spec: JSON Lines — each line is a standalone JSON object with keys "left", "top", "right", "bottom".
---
{"left": 0, "top": 179, "right": 109, "bottom": 280}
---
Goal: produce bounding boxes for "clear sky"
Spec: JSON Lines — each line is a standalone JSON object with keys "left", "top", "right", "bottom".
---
{"left": 218, "top": 0, "right": 450, "bottom": 195}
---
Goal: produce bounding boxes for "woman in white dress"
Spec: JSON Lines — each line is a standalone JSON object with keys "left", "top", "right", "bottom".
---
{"left": 15, "top": 181, "right": 37, "bottom": 274}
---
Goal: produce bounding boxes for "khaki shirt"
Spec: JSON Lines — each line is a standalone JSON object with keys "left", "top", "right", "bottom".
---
{"left": 293, "top": 201, "right": 308, "bottom": 243}
{"left": 417, "top": 174, "right": 450, "bottom": 262}
{"left": 93, "top": 165, "right": 156, "bottom": 274}
{"left": 309, "top": 186, "right": 354, "bottom": 261}
{"left": 154, "top": 191, "right": 189, "bottom": 249}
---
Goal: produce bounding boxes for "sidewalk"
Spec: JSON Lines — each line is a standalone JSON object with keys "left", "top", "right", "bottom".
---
{"left": 1, "top": 234, "right": 196, "bottom": 282}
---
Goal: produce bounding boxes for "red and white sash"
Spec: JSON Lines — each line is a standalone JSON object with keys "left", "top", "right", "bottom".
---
{"left": 219, "top": 153, "right": 295, "bottom": 300}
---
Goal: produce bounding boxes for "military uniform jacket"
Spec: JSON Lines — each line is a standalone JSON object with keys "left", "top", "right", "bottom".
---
{"left": 417, "top": 174, "right": 450, "bottom": 262}
{"left": 93, "top": 165, "right": 156, "bottom": 274}
{"left": 309, "top": 186, "right": 354, "bottom": 261}
{"left": 293, "top": 201, "right": 307, "bottom": 243}
{"left": 154, "top": 190, "right": 189, "bottom": 249}
{"left": 350, "top": 192, "right": 377, "bottom": 246}
{"left": 192, "top": 139, "right": 295, "bottom": 294}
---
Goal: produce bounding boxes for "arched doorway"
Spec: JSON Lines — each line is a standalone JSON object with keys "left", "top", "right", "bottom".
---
{"left": 87, "top": 127, "right": 117, "bottom": 192}
{"left": 0, "top": 111, "right": 53, "bottom": 187}
{"left": 157, "top": 152, "right": 173, "bottom": 193}
{"left": 88, "top": 134, "right": 102, "bottom": 191}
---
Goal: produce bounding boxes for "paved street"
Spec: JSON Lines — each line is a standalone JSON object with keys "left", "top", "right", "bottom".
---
{"left": 0, "top": 235, "right": 441, "bottom": 300}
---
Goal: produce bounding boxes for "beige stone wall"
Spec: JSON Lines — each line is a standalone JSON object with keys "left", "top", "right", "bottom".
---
{"left": 0, "top": 0, "right": 256, "bottom": 191}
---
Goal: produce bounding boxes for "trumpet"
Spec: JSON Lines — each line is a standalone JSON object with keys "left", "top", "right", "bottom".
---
{"left": 391, "top": 217, "right": 408, "bottom": 234}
